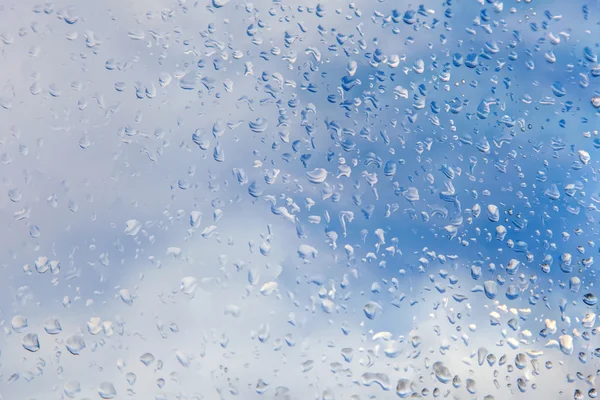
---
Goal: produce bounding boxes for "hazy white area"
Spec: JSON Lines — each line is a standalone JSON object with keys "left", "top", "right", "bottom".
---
{"left": 0, "top": 0, "right": 598, "bottom": 399}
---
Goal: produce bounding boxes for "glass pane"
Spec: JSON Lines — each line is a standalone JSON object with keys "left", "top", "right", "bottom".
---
{"left": 0, "top": 1, "right": 598, "bottom": 399}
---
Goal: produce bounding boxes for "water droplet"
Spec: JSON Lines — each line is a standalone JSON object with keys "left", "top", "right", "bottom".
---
{"left": 396, "top": 378, "right": 414, "bottom": 398}
{"left": 433, "top": 361, "right": 452, "bottom": 383}
{"left": 124, "top": 220, "right": 142, "bottom": 236}
{"left": 66, "top": 334, "right": 86, "bottom": 355}
{"left": 212, "top": 0, "right": 230, "bottom": 7}
{"left": 22, "top": 333, "right": 40, "bottom": 352}
{"left": 64, "top": 381, "right": 81, "bottom": 398}
{"left": 11, "top": 315, "right": 28, "bottom": 332}
{"left": 98, "top": 382, "right": 117, "bottom": 399}
{"left": 306, "top": 168, "right": 328, "bottom": 184}
{"left": 44, "top": 318, "right": 62, "bottom": 334}
{"left": 140, "top": 352, "right": 155, "bottom": 366}
{"left": 181, "top": 277, "right": 198, "bottom": 295}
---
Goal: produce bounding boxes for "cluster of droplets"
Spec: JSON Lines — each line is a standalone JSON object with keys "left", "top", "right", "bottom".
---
{"left": 0, "top": 0, "right": 599, "bottom": 399}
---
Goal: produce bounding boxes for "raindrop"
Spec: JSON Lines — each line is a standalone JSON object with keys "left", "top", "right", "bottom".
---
{"left": 98, "top": 382, "right": 117, "bottom": 399}
{"left": 22, "top": 333, "right": 40, "bottom": 352}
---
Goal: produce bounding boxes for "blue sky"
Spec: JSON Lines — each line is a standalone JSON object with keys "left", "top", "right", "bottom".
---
{"left": 0, "top": 0, "right": 598, "bottom": 399}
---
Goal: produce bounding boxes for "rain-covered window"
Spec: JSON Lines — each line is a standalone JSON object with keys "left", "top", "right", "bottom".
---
{"left": 0, "top": 0, "right": 599, "bottom": 399}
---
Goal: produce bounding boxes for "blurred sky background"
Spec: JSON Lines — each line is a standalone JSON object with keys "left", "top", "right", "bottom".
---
{"left": 0, "top": 0, "right": 599, "bottom": 399}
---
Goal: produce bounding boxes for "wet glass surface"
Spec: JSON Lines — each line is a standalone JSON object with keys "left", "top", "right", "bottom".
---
{"left": 0, "top": 0, "right": 599, "bottom": 399}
